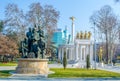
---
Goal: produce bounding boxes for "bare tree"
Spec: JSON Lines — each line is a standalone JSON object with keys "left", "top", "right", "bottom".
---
{"left": 90, "top": 5, "right": 120, "bottom": 64}
{"left": 43, "top": 5, "right": 59, "bottom": 52}
{"left": 0, "top": 34, "right": 18, "bottom": 55}
{"left": 4, "top": 3, "right": 27, "bottom": 43}
{"left": 26, "top": 2, "right": 43, "bottom": 27}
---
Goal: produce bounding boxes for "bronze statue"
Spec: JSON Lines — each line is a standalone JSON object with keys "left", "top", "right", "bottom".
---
{"left": 26, "top": 28, "right": 32, "bottom": 53}
{"left": 21, "top": 38, "right": 28, "bottom": 58}
{"left": 20, "top": 25, "right": 46, "bottom": 59}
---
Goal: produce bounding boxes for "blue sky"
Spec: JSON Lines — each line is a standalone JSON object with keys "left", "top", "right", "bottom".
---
{"left": 0, "top": 0, "right": 120, "bottom": 35}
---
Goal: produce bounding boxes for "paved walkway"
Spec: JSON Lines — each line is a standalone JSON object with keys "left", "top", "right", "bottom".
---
{"left": 0, "top": 64, "right": 73, "bottom": 71}
{"left": 97, "top": 65, "right": 120, "bottom": 73}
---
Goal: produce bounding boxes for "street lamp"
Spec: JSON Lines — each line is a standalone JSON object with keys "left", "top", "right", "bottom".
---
{"left": 93, "top": 22, "right": 97, "bottom": 69}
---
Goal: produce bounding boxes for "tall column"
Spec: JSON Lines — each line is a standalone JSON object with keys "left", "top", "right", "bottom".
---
{"left": 84, "top": 47, "right": 86, "bottom": 61}
{"left": 70, "top": 48, "right": 74, "bottom": 60}
{"left": 62, "top": 48, "right": 64, "bottom": 61}
{"left": 90, "top": 44, "right": 93, "bottom": 62}
{"left": 79, "top": 45, "right": 81, "bottom": 61}
{"left": 80, "top": 46, "right": 83, "bottom": 61}
{"left": 86, "top": 45, "right": 88, "bottom": 55}
{"left": 68, "top": 48, "right": 72, "bottom": 60}
{"left": 58, "top": 48, "right": 61, "bottom": 60}
{"left": 70, "top": 16, "right": 75, "bottom": 43}
{"left": 75, "top": 44, "right": 79, "bottom": 60}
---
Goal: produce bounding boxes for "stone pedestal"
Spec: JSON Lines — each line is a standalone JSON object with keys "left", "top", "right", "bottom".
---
{"left": 16, "top": 58, "right": 49, "bottom": 75}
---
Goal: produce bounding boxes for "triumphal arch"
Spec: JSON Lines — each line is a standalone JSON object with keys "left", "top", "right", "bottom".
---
{"left": 58, "top": 31, "right": 94, "bottom": 68}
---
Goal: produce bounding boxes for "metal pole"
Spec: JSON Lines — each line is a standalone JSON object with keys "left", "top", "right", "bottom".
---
{"left": 105, "top": 30, "right": 108, "bottom": 64}
{"left": 94, "top": 23, "right": 96, "bottom": 69}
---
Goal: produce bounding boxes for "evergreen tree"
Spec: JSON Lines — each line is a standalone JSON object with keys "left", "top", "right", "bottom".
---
{"left": 86, "top": 54, "right": 90, "bottom": 69}
{"left": 63, "top": 51, "right": 67, "bottom": 69}
{"left": 0, "top": 21, "right": 3, "bottom": 33}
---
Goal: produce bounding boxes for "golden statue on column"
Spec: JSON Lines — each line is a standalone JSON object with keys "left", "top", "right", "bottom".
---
{"left": 76, "top": 31, "right": 92, "bottom": 39}
{"left": 87, "top": 31, "right": 91, "bottom": 39}
{"left": 84, "top": 31, "right": 87, "bottom": 39}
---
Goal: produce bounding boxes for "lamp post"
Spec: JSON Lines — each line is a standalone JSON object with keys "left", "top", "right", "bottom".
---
{"left": 94, "top": 22, "right": 97, "bottom": 69}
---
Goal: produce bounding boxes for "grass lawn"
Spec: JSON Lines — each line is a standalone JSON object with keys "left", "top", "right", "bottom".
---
{"left": 1, "top": 68, "right": 120, "bottom": 78}
{"left": 0, "top": 62, "right": 17, "bottom": 66}
{"left": 48, "top": 68, "right": 120, "bottom": 78}
{"left": 0, "top": 70, "right": 13, "bottom": 78}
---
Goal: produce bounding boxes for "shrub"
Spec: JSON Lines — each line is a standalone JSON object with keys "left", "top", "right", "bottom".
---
{"left": 63, "top": 51, "right": 67, "bottom": 69}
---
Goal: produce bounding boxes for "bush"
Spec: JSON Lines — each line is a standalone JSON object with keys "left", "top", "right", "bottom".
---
{"left": 63, "top": 51, "right": 67, "bottom": 69}
{"left": 86, "top": 54, "right": 90, "bottom": 69}
{"left": 112, "top": 59, "right": 116, "bottom": 66}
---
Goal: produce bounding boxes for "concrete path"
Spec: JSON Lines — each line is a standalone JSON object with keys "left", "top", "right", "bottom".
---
{"left": 0, "top": 64, "right": 73, "bottom": 71}
{"left": 0, "top": 66, "right": 16, "bottom": 70}
{"left": 97, "top": 65, "right": 120, "bottom": 73}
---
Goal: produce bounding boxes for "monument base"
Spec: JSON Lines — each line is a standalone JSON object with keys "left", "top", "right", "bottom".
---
{"left": 16, "top": 58, "right": 49, "bottom": 75}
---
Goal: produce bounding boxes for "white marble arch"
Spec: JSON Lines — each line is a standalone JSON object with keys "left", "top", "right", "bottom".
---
{"left": 58, "top": 44, "right": 75, "bottom": 61}
{"left": 75, "top": 39, "right": 93, "bottom": 63}
{"left": 58, "top": 39, "right": 93, "bottom": 65}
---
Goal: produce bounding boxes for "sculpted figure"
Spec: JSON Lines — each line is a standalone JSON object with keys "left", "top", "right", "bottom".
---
{"left": 84, "top": 31, "right": 87, "bottom": 39}
{"left": 26, "top": 28, "right": 32, "bottom": 53}
{"left": 21, "top": 38, "right": 28, "bottom": 58}
{"left": 31, "top": 40, "right": 40, "bottom": 58}
{"left": 79, "top": 31, "right": 83, "bottom": 39}
{"left": 20, "top": 25, "right": 46, "bottom": 59}
{"left": 88, "top": 31, "right": 91, "bottom": 39}
{"left": 32, "top": 28, "right": 40, "bottom": 41}
{"left": 39, "top": 37, "right": 46, "bottom": 58}
{"left": 38, "top": 26, "right": 44, "bottom": 37}
{"left": 38, "top": 26, "right": 46, "bottom": 58}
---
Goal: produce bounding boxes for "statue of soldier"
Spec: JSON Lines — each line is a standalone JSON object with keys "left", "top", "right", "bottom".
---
{"left": 38, "top": 26, "right": 44, "bottom": 37}
{"left": 31, "top": 28, "right": 40, "bottom": 58}
{"left": 32, "top": 28, "right": 40, "bottom": 41}
{"left": 38, "top": 26, "right": 46, "bottom": 58}
{"left": 40, "top": 37, "right": 46, "bottom": 58}
{"left": 26, "top": 28, "right": 32, "bottom": 53}
{"left": 21, "top": 38, "right": 28, "bottom": 58}
{"left": 31, "top": 40, "right": 40, "bottom": 58}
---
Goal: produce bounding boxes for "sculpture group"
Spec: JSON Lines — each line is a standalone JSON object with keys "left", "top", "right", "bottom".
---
{"left": 19, "top": 25, "right": 46, "bottom": 59}
{"left": 76, "top": 31, "right": 91, "bottom": 39}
